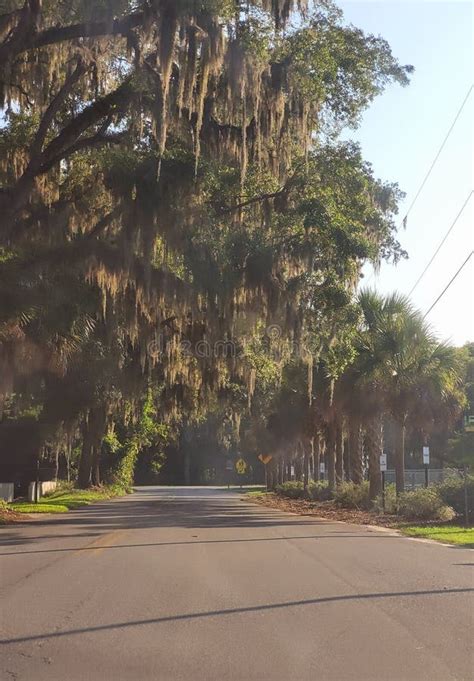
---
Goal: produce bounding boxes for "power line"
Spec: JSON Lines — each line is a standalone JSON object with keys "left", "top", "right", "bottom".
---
{"left": 423, "top": 251, "right": 473, "bottom": 318}
{"left": 402, "top": 83, "right": 473, "bottom": 227}
{"left": 362, "top": 84, "right": 472, "bottom": 294}
{"left": 408, "top": 190, "right": 473, "bottom": 296}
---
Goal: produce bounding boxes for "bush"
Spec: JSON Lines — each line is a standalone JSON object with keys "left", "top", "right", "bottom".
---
{"left": 308, "top": 480, "right": 333, "bottom": 501}
{"left": 437, "top": 474, "right": 473, "bottom": 521}
{"left": 398, "top": 487, "right": 455, "bottom": 521}
{"left": 334, "top": 481, "right": 371, "bottom": 510}
{"left": 275, "top": 480, "right": 333, "bottom": 501}
{"left": 275, "top": 481, "right": 305, "bottom": 499}
{"left": 374, "top": 484, "right": 397, "bottom": 514}
{"left": 374, "top": 485, "right": 456, "bottom": 521}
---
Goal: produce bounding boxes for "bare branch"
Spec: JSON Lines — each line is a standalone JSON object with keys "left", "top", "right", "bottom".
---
{"left": 0, "top": 9, "right": 145, "bottom": 64}
{"left": 29, "top": 59, "right": 87, "bottom": 162}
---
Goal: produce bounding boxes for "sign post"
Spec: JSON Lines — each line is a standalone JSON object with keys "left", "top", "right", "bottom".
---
{"left": 379, "top": 453, "right": 387, "bottom": 512}
{"left": 257, "top": 455, "right": 273, "bottom": 490}
{"left": 235, "top": 458, "right": 247, "bottom": 489}
{"left": 423, "top": 446, "right": 430, "bottom": 488}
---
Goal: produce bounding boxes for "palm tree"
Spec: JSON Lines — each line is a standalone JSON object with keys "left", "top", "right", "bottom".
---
{"left": 349, "top": 290, "right": 463, "bottom": 494}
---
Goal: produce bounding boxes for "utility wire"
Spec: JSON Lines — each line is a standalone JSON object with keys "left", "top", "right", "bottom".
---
{"left": 423, "top": 251, "right": 473, "bottom": 318}
{"left": 402, "top": 83, "right": 473, "bottom": 227}
{"left": 408, "top": 190, "right": 473, "bottom": 296}
{"left": 362, "top": 84, "right": 472, "bottom": 294}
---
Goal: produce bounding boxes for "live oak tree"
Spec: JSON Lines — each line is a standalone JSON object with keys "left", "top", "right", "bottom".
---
{"left": 0, "top": 0, "right": 413, "bottom": 486}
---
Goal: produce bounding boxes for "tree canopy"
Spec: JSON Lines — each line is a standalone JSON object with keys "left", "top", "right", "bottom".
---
{"left": 2, "top": 1, "right": 465, "bottom": 492}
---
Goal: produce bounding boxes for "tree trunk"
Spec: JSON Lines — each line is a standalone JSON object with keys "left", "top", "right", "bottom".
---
{"left": 78, "top": 405, "right": 106, "bottom": 488}
{"left": 365, "top": 416, "right": 382, "bottom": 500}
{"left": 295, "top": 443, "right": 303, "bottom": 482}
{"left": 268, "top": 460, "right": 277, "bottom": 490}
{"left": 313, "top": 433, "right": 320, "bottom": 482}
{"left": 78, "top": 413, "right": 94, "bottom": 488}
{"left": 309, "top": 437, "right": 314, "bottom": 481}
{"left": 394, "top": 418, "right": 406, "bottom": 495}
{"left": 343, "top": 435, "right": 350, "bottom": 481}
{"left": 326, "top": 423, "right": 336, "bottom": 491}
{"left": 91, "top": 445, "right": 101, "bottom": 486}
{"left": 349, "top": 419, "right": 363, "bottom": 484}
{"left": 303, "top": 439, "right": 310, "bottom": 494}
{"left": 335, "top": 420, "right": 344, "bottom": 485}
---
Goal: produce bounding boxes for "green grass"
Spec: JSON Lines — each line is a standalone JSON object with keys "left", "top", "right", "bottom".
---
{"left": 9, "top": 503, "right": 69, "bottom": 514}
{"left": 244, "top": 489, "right": 270, "bottom": 498}
{"left": 400, "top": 525, "right": 474, "bottom": 547}
{"left": 9, "top": 485, "right": 127, "bottom": 514}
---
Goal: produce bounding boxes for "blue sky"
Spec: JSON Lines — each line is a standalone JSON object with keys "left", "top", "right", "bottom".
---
{"left": 337, "top": 0, "right": 473, "bottom": 346}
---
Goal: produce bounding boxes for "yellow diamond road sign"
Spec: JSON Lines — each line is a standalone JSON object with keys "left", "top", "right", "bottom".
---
{"left": 235, "top": 458, "right": 247, "bottom": 474}
{"left": 258, "top": 454, "right": 273, "bottom": 465}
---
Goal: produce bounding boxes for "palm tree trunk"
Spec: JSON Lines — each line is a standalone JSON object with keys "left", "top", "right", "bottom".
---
{"left": 326, "top": 423, "right": 336, "bottom": 491}
{"left": 335, "top": 420, "right": 344, "bottom": 485}
{"left": 349, "top": 419, "right": 363, "bottom": 484}
{"left": 313, "top": 434, "right": 320, "bottom": 481}
{"left": 343, "top": 435, "right": 350, "bottom": 480}
{"left": 365, "top": 416, "right": 382, "bottom": 500}
{"left": 394, "top": 418, "right": 406, "bottom": 495}
{"left": 267, "top": 460, "right": 276, "bottom": 490}
{"left": 295, "top": 443, "right": 303, "bottom": 482}
{"left": 303, "top": 439, "right": 310, "bottom": 493}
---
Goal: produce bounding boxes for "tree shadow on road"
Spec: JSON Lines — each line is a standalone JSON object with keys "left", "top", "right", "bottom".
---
{"left": 1, "top": 587, "right": 472, "bottom": 646}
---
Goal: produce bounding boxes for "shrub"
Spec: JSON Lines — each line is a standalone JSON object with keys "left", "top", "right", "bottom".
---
{"left": 109, "top": 438, "right": 139, "bottom": 491}
{"left": 308, "top": 480, "right": 333, "bottom": 501}
{"left": 275, "top": 480, "right": 334, "bottom": 501}
{"left": 437, "top": 474, "right": 473, "bottom": 521}
{"left": 374, "top": 484, "right": 397, "bottom": 514}
{"left": 334, "top": 481, "right": 371, "bottom": 510}
{"left": 275, "top": 481, "right": 305, "bottom": 499}
{"left": 398, "top": 487, "right": 455, "bottom": 521}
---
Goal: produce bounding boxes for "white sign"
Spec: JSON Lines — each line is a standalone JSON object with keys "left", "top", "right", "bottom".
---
{"left": 225, "top": 459, "right": 233, "bottom": 471}
{"left": 319, "top": 462, "right": 325, "bottom": 474}
{"left": 379, "top": 453, "right": 387, "bottom": 472}
{"left": 423, "top": 446, "right": 430, "bottom": 465}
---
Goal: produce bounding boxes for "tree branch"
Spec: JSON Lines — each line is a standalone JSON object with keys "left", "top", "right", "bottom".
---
{"left": 38, "top": 131, "right": 126, "bottom": 175}
{"left": 0, "top": 9, "right": 145, "bottom": 63}
{"left": 29, "top": 59, "right": 87, "bottom": 162}
{"left": 215, "top": 188, "right": 287, "bottom": 215}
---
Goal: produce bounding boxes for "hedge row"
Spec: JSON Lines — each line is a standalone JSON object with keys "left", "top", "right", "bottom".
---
{"left": 274, "top": 474, "right": 473, "bottom": 522}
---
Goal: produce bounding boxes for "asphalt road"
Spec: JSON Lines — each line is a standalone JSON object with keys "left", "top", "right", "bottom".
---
{"left": 1, "top": 486, "right": 473, "bottom": 681}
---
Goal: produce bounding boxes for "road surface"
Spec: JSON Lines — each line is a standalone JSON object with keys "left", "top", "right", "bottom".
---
{"left": 1, "top": 486, "right": 473, "bottom": 681}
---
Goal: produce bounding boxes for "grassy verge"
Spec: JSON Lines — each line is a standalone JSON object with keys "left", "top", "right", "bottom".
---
{"left": 399, "top": 525, "right": 474, "bottom": 547}
{"left": 9, "top": 485, "right": 129, "bottom": 515}
{"left": 8, "top": 503, "right": 69, "bottom": 514}
{"left": 244, "top": 489, "right": 270, "bottom": 498}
